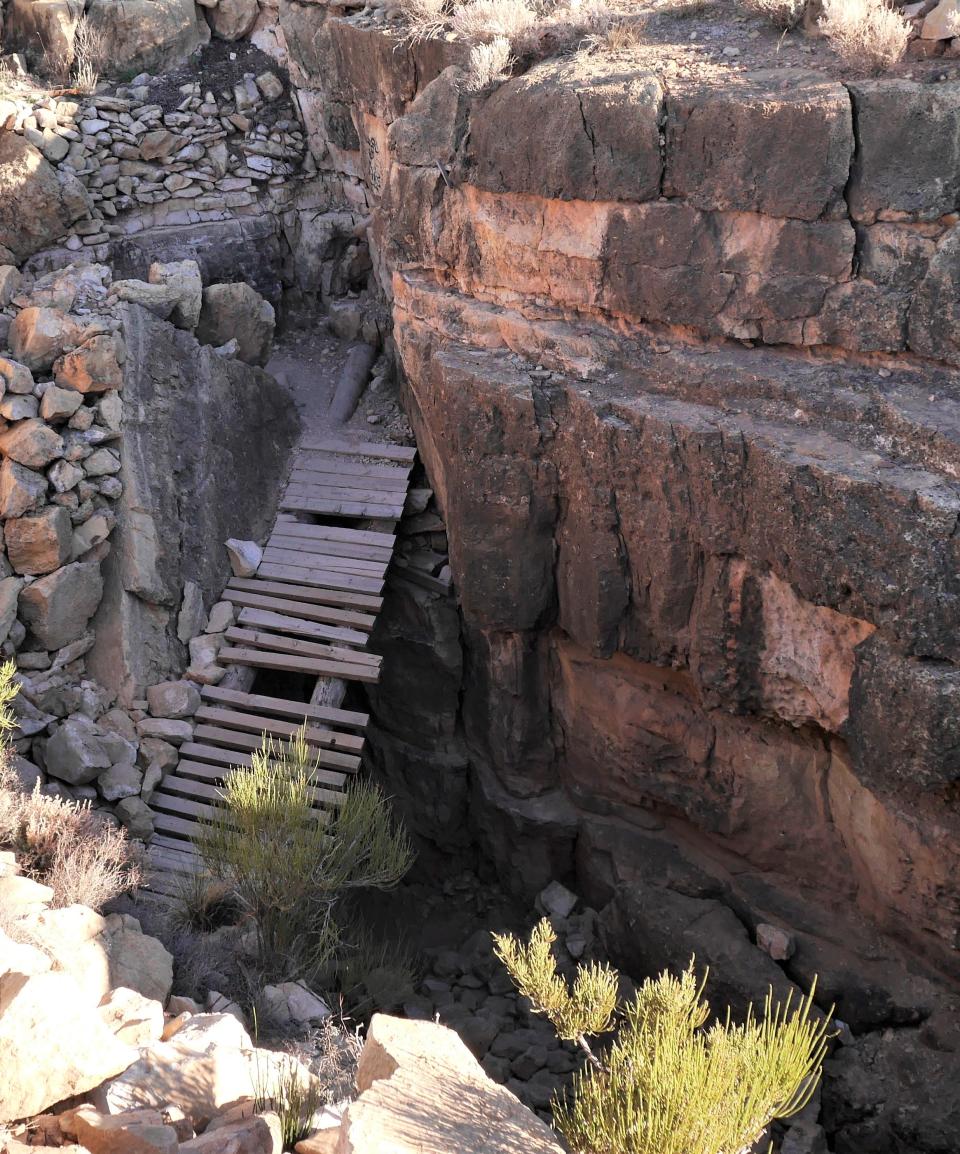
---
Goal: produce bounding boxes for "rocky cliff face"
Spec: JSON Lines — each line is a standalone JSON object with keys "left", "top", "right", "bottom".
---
{"left": 278, "top": 14, "right": 960, "bottom": 1149}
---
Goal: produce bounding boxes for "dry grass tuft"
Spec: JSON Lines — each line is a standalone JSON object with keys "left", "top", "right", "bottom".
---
{"left": 741, "top": 0, "right": 806, "bottom": 29}
{"left": 451, "top": 0, "right": 538, "bottom": 42}
{"left": 70, "top": 17, "right": 106, "bottom": 94}
{"left": 398, "top": 0, "right": 451, "bottom": 42}
{"left": 466, "top": 36, "right": 516, "bottom": 88}
{"left": 0, "top": 753, "right": 143, "bottom": 911}
{"left": 818, "top": 0, "right": 910, "bottom": 71}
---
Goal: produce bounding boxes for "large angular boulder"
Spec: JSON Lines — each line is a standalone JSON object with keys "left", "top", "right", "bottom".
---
{"left": 0, "top": 971, "right": 138, "bottom": 1123}
{"left": 5, "top": 506, "right": 73, "bottom": 575}
{"left": 0, "top": 459, "right": 47, "bottom": 519}
{"left": 54, "top": 334, "right": 124, "bottom": 393}
{"left": 0, "top": 136, "right": 78, "bottom": 263}
{"left": 44, "top": 715, "right": 115, "bottom": 785}
{"left": 18, "top": 560, "right": 104, "bottom": 650}
{"left": 0, "top": 419, "right": 64, "bottom": 469}
{"left": 101, "top": 914, "right": 174, "bottom": 1004}
{"left": 85, "top": 0, "right": 209, "bottom": 76}
{"left": 196, "top": 283, "right": 275, "bottom": 366}
{"left": 4, "top": 0, "right": 85, "bottom": 67}
{"left": 205, "top": 0, "right": 258, "bottom": 41}
{"left": 9, "top": 307, "right": 83, "bottom": 372}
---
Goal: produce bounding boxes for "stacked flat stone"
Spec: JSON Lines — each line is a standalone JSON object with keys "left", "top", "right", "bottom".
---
{"left": 2, "top": 69, "right": 308, "bottom": 256}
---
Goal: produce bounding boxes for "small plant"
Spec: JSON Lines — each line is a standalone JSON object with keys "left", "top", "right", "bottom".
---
{"left": 0, "top": 661, "right": 142, "bottom": 909}
{"left": 742, "top": 0, "right": 806, "bottom": 29}
{"left": 451, "top": 0, "right": 538, "bottom": 43}
{"left": 195, "top": 728, "right": 413, "bottom": 983}
{"left": 494, "top": 918, "right": 831, "bottom": 1154}
{"left": 399, "top": 0, "right": 452, "bottom": 41}
{"left": 252, "top": 1047, "right": 324, "bottom": 1148}
{"left": 818, "top": 0, "right": 910, "bottom": 72}
{"left": 466, "top": 37, "right": 515, "bottom": 89}
{"left": 70, "top": 18, "right": 106, "bottom": 94}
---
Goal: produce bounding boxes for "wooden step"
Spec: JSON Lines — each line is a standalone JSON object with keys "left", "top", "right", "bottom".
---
{"left": 152, "top": 791, "right": 225, "bottom": 823}
{"left": 255, "top": 561, "right": 384, "bottom": 596}
{"left": 293, "top": 450, "right": 411, "bottom": 478}
{"left": 279, "top": 495, "right": 405, "bottom": 521}
{"left": 273, "top": 518, "right": 396, "bottom": 548}
{"left": 266, "top": 532, "right": 393, "bottom": 565}
{"left": 194, "top": 705, "right": 365, "bottom": 751}
{"left": 192, "top": 723, "right": 364, "bottom": 767}
{"left": 223, "top": 585, "right": 378, "bottom": 631}
{"left": 224, "top": 627, "right": 382, "bottom": 670}
{"left": 178, "top": 753, "right": 348, "bottom": 789}
{"left": 261, "top": 546, "right": 387, "bottom": 577}
{"left": 219, "top": 647, "right": 381, "bottom": 684}
{"left": 288, "top": 468, "right": 409, "bottom": 494}
{"left": 230, "top": 575, "right": 382, "bottom": 613}
{"left": 298, "top": 437, "right": 417, "bottom": 463}
{"left": 163, "top": 771, "right": 343, "bottom": 810}
{"left": 285, "top": 481, "right": 404, "bottom": 510}
{"left": 200, "top": 685, "right": 368, "bottom": 730}
{"left": 236, "top": 607, "right": 367, "bottom": 649}
{"left": 152, "top": 811, "right": 203, "bottom": 840}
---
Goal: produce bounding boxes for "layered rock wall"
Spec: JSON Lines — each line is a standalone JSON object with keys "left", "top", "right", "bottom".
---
{"left": 274, "top": 22, "right": 960, "bottom": 1142}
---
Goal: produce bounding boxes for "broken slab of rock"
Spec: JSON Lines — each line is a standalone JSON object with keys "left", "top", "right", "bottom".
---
{"left": 225, "top": 538, "right": 262, "bottom": 577}
{"left": 335, "top": 1014, "right": 564, "bottom": 1154}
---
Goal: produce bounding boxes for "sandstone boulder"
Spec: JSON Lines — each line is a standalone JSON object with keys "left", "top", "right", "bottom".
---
{"left": 66, "top": 1106, "right": 179, "bottom": 1154}
{"left": 9, "top": 307, "right": 83, "bottom": 372}
{"left": 909, "top": 223, "right": 960, "bottom": 366}
{"left": 341, "top": 1015, "right": 564, "bottom": 1154}
{"left": 197, "top": 283, "right": 275, "bottom": 366}
{"left": 206, "top": 0, "right": 259, "bottom": 41}
{"left": 0, "top": 972, "right": 138, "bottom": 1123}
{"left": 0, "top": 460, "right": 46, "bottom": 519}
{"left": 5, "top": 506, "right": 73, "bottom": 575}
{"left": 41, "top": 384, "right": 85, "bottom": 421}
{"left": 98, "top": 987, "right": 165, "bottom": 1048}
{"left": 0, "top": 419, "right": 64, "bottom": 469}
{"left": 102, "top": 914, "right": 174, "bottom": 1004}
{"left": 181, "top": 1113, "right": 281, "bottom": 1153}
{"left": 147, "top": 679, "right": 201, "bottom": 718}
{"left": 0, "top": 356, "right": 35, "bottom": 394}
{"left": 225, "top": 538, "right": 262, "bottom": 576}
{"left": 18, "top": 560, "right": 104, "bottom": 650}
{"left": 148, "top": 261, "right": 203, "bottom": 330}
{"left": 3, "top": 0, "right": 84, "bottom": 68}
{"left": 0, "top": 136, "right": 78, "bottom": 262}
{"left": 0, "top": 927, "right": 52, "bottom": 982}
{"left": 54, "top": 334, "right": 124, "bottom": 393}
{"left": 85, "top": 0, "right": 209, "bottom": 76}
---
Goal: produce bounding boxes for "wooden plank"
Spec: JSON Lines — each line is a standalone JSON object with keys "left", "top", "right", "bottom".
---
{"left": 152, "top": 791, "right": 224, "bottom": 822}
{"left": 219, "top": 647, "right": 381, "bottom": 684}
{"left": 237, "top": 607, "right": 368, "bottom": 648}
{"left": 193, "top": 721, "right": 365, "bottom": 766}
{"left": 152, "top": 812, "right": 203, "bottom": 840}
{"left": 223, "top": 586, "right": 377, "bottom": 631}
{"left": 178, "top": 754, "right": 348, "bottom": 789}
{"left": 292, "top": 454, "right": 411, "bottom": 482}
{"left": 224, "top": 627, "right": 381, "bottom": 670}
{"left": 288, "top": 467, "right": 409, "bottom": 494}
{"left": 285, "top": 481, "right": 405, "bottom": 509}
{"left": 200, "top": 685, "right": 368, "bottom": 731}
{"left": 181, "top": 741, "right": 357, "bottom": 778}
{"left": 153, "top": 834, "right": 204, "bottom": 855}
{"left": 262, "top": 546, "right": 387, "bottom": 577}
{"left": 280, "top": 495, "right": 404, "bottom": 520}
{"left": 267, "top": 532, "right": 393, "bottom": 564}
{"left": 164, "top": 772, "right": 343, "bottom": 810}
{"left": 298, "top": 436, "right": 417, "bottom": 463}
{"left": 255, "top": 563, "right": 384, "bottom": 597}
{"left": 195, "top": 704, "right": 365, "bottom": 751}
{"left": 273, "top": 517, "right": 396, "bottom": 548}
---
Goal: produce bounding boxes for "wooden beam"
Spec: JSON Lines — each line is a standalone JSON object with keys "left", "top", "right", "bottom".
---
{"left": 195, "top": 705, "right": 365, "bottom": 751}
{"left": 200, "top": 684, "right": 368, "bottom": 730}
{"left": 254, "top": 563, "right": 384, "bottom": 597}
{"left": 218, "top": 646, "right": 381, "bottom": 683}
{"left": 223, "top": 584, "right": 378, "bottom": 629}
{"left": 224, "top": 627, "right": 381, "bottom": 669}
{"left": 273, "top": 517, "right": 396, "bottom": 548}
{"left": 236, "top": 607, "right": 368, "bottom": 648}
{"left": 261, "top": 546, "right": 387, "bottom": 577}
{"left": 279, "top": 495, "right": 404, "bottom": 520}
{"left": 298, "top": 437, "right": 417, "bottom": 463}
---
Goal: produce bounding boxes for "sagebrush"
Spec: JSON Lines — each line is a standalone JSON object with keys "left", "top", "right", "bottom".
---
{"left": 494, "top": 918, "right": 831, "bottom": 1154}
{"left": 194, "top": 728, "right": 413, "bottom": 983}
{"left": 0, "top": 660, "right": 142, "bottom": 909}
{"left": 818, "top": 0, "right": 910, "bottom": 71}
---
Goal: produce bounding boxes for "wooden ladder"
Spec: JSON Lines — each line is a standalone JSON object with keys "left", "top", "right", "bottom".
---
{"left": 145, "top": 436, "right": 417, "bottom": 897}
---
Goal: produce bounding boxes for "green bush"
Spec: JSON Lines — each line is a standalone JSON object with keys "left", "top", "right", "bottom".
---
{"left": 494, "top": 918, "right": 831, "bottom": 1154}
{"left": 195, "top": 727, "right": 413, "bottom": 983}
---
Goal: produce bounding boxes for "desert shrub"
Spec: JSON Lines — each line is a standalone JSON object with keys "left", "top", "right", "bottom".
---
{"left": 0, "top": 660, "right": 142, "bottom": 909}
{"left": 494, "top": 918, "right": 831, "bottom": 1154}
{"left": 466, "top": 36, "right": 515, "bottom": 88}
{"left": 400, "top": 0, "right": 452, "bottom": 41}
{"left": 742, "top": 0, "right": 806, "bottom": 29}
{"left": 195, "top": 728, "right": 413, "bottom": 983}
{"left": 818, "top": 0, "right": 910, "bottom": 71}
{"left": 252, "top": 1047, "right": 324, "bottom": 1148}
{"left": 70, "top": 18, "right": 106, "bottom": 93}
{"left": 451, "top": 0, "right": 538, "bottom": 42}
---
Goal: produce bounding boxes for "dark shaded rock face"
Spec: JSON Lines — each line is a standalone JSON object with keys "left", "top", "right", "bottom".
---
{"left": 87, "top": 303, "right": 299, "bottom": 701}
{"left": 283, "top": 13, "right": 960, "bottom": 1150}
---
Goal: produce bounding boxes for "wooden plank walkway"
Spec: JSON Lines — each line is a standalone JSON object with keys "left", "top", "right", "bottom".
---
{"left": 145, "top": 436, "right": 416, "bottom": 896}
